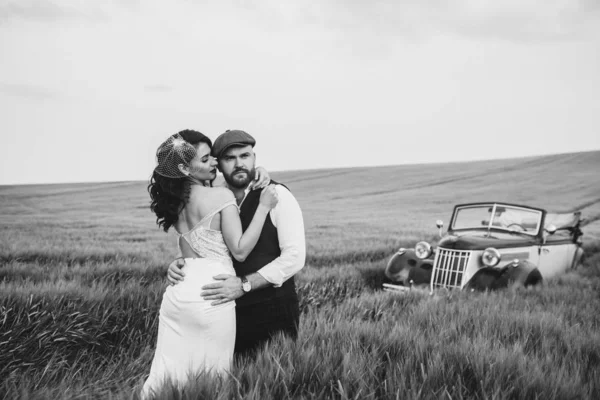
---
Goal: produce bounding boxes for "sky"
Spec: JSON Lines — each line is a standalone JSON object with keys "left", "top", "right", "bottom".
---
{"left": 1, "top": 0, "right": 599, "bottom": 185}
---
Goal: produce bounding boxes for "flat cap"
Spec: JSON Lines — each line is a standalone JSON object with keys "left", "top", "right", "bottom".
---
{"left": 212, "top": 130, "right": 256, "bottom": 159}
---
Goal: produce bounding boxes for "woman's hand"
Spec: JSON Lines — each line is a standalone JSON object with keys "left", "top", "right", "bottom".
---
{"left": 258, "top": 184, "right": 279, "bottom": 211}
{"left": 250, "top": 166, "right": 271, "bottom": 190}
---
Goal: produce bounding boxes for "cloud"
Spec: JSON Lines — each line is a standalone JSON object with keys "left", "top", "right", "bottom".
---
{"left": 0, "top": 83, "right": 58, "bottom": 100}
{"left": 4, "top": 1, "right": 597, "bottom": 42}
{"left": 144, "top": 84, "right": 173, "bottom": 93}
{"left": 234, "top": 0, "right": 600, "bottom": 43}
{"left": 0, "top": 1, "right": 76, "bottom": 21}
{"left": 440, "top": 0, "right": 600, "bottom": 42}
{"left": 0, "top": 0, "right": 108, "bottom": 23}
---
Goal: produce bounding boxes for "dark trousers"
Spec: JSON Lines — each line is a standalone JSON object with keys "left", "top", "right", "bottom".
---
{"left": 234, "top": 296, "right": 300, "bottom": 360}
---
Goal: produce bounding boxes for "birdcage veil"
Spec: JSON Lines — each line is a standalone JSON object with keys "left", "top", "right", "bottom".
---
{"left": 154, "top": 133, "right": 198, "bottom": 178}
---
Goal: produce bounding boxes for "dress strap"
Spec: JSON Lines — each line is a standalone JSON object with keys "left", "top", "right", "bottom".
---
{"left": 176, "top": 199, "right": 238, "bottom": 236}
{"left": 202, "top": 199, "right": 238, "bottom": 228}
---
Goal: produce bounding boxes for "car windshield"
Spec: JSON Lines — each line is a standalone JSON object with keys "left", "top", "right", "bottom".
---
{"left": 451, "top": 204, "right": 542, "bottom": 235}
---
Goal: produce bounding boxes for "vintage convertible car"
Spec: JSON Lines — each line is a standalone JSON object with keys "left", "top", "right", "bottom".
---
{"left": 384, "top": 202, "right": 584, "bottom": 292}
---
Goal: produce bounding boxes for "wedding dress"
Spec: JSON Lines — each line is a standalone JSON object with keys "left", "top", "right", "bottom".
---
{"left": 141, "top": 200, "right": 237, "bottom": 398}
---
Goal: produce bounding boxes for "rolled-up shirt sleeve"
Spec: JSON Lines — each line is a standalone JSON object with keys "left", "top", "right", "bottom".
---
{"left": 256, "top": 184, "right": 306, "bottom": 287}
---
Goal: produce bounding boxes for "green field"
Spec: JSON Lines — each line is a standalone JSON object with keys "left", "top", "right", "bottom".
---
{"left": 1, "top": 150, "right": 600, "bottom": 399}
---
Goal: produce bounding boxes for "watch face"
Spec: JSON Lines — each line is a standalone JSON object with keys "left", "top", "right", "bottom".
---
{"left": 242, "top": 282, "right": 251, "bottom": 292}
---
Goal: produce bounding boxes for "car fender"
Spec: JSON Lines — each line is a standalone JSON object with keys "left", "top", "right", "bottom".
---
{"left": 502, "top": 260, "right": 543, "bottom": 288}
{"left": 384, "top": 248, "right": 433, "bottom": 286}
{"left": 464, "top": 260, "right": 543, "bottom": 291}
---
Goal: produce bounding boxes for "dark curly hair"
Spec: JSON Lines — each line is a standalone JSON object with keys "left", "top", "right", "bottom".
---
{"left": 148, "top": 130, "right": 213, "bottom": 232}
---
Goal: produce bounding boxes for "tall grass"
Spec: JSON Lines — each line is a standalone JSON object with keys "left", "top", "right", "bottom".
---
{"left": 2, "top": 247, "right": 599, "bottom": 399}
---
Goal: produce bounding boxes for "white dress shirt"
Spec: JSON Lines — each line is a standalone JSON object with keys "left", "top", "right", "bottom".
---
{"left": 239, "top": 184, "right": 306, "bottom": 287}
{"left": 258, "top": 184, "right": 305, "bottom": 286}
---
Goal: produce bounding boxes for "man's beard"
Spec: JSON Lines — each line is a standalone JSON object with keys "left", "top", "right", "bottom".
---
{"left": 223, "top": 167, "right": 255, "bottom": 189}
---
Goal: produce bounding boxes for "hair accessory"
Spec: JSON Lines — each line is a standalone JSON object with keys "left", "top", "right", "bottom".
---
{"left": 154, "top": 133, "right": 198, "bottom": 178}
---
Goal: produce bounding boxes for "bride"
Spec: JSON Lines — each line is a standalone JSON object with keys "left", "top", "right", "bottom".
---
{"left": 141, "top": 130, "right": 277, "bottom": 398}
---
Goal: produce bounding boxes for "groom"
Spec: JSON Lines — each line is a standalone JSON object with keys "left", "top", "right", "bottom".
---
{"left": 167, "top": 129, "right": 306, "bottom": 358}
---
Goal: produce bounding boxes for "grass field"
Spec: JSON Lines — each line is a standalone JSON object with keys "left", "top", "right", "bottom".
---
{"left": 1, "top": 150, "right": 600, "bottom": 399}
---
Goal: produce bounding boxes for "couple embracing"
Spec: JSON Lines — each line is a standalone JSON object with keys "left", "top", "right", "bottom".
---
{"left": 142, "top": 129, "right": 305, "bottom": 398}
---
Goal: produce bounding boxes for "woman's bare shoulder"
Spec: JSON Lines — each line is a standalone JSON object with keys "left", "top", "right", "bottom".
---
{"left": 190, "top": 186, "right": 234, "bottom": 208}
{"left": 198, "top": 187, "right": 235, "bottom": 211}
{"left": 209, "top": 186, "right": 235, "bottom": 201}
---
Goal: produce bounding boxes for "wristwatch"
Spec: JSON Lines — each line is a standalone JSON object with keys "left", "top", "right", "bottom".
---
{"left": 241, "top": 276, "right": 251, "bottom": 293}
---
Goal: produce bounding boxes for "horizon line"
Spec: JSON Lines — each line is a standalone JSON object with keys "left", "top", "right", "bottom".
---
{"left": 2, "top": 148, "right": 599, "bottom": 188}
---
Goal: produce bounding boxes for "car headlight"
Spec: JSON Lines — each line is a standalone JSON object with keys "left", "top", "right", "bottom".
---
{"left": 481, "top": 247, "right": 501, "bottom": 267}
{"left": 415, "top": 241, "right": 432, "bottom": 259}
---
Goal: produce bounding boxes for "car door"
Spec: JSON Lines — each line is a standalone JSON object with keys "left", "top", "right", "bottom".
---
{"left": 536, "top": 240, "right": 574, "bottom": 279}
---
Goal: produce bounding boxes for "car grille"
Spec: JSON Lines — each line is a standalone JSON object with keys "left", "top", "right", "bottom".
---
{"left": 431, "top": 248, "right": 472, "bottom": 290}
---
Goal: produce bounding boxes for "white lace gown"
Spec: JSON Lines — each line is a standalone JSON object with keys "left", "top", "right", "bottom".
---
{"left": 141, "top": 200, "right": 237, "bottom": 399}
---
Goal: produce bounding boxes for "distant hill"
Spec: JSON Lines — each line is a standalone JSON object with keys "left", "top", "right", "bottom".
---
{"left": 1, "top": 150, "right": 599, "bottom": 258}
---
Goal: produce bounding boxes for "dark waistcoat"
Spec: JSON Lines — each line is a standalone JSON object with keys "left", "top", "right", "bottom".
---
{"left": 234, "top": 182, "right": 297, "bottom": 307}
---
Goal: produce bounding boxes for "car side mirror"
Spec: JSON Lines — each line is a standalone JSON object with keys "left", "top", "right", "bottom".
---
{"left": 545, "top": 224, "right": 557, "bottom": 235}
{"left": 436, "top": 220, "right": 444, "bottom": 237}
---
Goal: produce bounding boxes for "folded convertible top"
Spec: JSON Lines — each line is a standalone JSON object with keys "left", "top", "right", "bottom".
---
{"left": 544, "top": 211, "right": 581, "bottom": 230}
